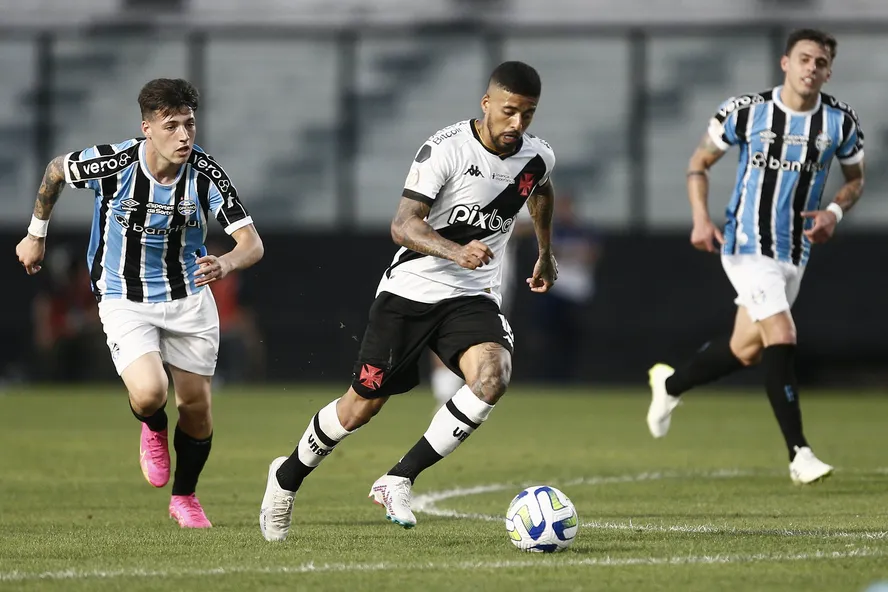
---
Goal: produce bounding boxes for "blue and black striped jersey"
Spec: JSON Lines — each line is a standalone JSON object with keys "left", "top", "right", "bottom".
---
{"left": 63, "top": 139, "right": 252, "bottom": 302}
{"left": 709, "top": 86, "right": 864, "bottom": 265}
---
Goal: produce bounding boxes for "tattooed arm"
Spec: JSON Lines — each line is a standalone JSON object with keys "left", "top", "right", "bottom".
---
{"left": 526, "top": 178, "right": 555, "bottom": 256}
{"left": 525, "top": 180, "right": 558, "bottom": 293}
{"left": 33, "top": 155, "right": 67, "bottom": 222}
{"left": 832, "top": 161, "right": 865, "bottom": 213}
{"left": 15, "top": 155, "right": 67, "bottom": 275}
{"left": 686, "top": 133, "right": 728, "bottom": 253}
{"left": 390, "top": 196, "right": 493, "bottom": 270}
{"left": 802, "top": 160, "right": 865, "bottom": 244}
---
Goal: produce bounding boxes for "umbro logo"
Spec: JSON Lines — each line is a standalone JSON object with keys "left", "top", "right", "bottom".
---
{"left": 120, "top": 198, "right": 140, "bottom": 211}
{"left": 464, "top": 164, "right": 484, "bottom": 177}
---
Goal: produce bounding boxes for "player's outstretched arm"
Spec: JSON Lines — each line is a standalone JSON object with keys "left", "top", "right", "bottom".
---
{"left": 15, "top": 154, "right": 67, "bottom": 275}
{"left": 525, "top": 179, "right": 557, "bottom": 293}
{"left": 801, "top": 160, "right": 865, "bottom": 244}
{"left": 390, "top": 196, "right": 492, "bottom": 270}
{"left": 687, "top": 134, "right": 727, "bottom": 253}
{"left": 195, "top": 224, "right": 264, "bottom": 287}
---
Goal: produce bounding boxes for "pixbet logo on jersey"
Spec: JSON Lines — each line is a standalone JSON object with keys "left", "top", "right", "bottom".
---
{"left": 447, "top": 205, "right": 515, "bottom": 233}
{"left": 750, "top": 152, "right": 825, "bottom": 173}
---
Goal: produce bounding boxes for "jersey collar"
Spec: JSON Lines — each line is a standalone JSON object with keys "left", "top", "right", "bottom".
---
{"left": 139, "top": 141, "right": 186, "bottom": 187}
{"left": 772, "top": 85, "right": 822, "bottom": 116}
{"left": 470, "top": 119, "right": 523, "bottom": 160}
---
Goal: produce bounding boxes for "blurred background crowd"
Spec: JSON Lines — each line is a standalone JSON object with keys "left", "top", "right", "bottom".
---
{"left": 2, "top": 0, "right": 887, "bottom": 388}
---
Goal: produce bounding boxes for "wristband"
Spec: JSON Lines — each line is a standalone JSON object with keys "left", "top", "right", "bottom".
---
{"left": 826, "top": 202, "right": 844, "bottom": 224}
{"left": 27, "top": 215, "right": 49, "bottom": 238}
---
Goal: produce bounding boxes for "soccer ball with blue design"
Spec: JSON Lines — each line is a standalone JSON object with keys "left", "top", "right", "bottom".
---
{"left": 505, "top": 485, "right": 579, "bottom": 552}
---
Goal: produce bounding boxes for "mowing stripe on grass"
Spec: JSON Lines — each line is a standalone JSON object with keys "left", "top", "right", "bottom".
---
{"left": 0, "top": 547, "right": 883, "bottom": 582}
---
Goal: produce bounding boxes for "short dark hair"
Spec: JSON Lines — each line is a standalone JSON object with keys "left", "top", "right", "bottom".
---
{"left": 488, "top": 61, "right": 541, "bottom": 98}
{"left": 785, "top": 28, "right": 837, "bottom": 62}
{"left": 138, "top": 78, "right": 200, "bottom": 120}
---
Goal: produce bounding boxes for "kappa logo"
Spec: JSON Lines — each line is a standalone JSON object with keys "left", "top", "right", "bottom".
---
{"left": 464, "top": 164, "right": 484, "bottom": 177}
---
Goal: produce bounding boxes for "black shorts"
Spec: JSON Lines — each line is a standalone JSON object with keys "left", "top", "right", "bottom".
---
{"left": 351, "top": 292, "right": 515, "bottom": 399}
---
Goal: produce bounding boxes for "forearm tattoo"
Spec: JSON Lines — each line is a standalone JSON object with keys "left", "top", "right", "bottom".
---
{"left": 526, "top": 181, "right": 554, "bottom": 254}
{"left": 833, "top": 178, "right": 864, "bottom": 212}
{"left": 391, "top": 197, "right": 457, "bottom": 260}
{"left": 34, "top": 155, "right": 67, "bottom": 220}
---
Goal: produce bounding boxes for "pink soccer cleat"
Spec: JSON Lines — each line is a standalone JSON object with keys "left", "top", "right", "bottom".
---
{"left": 139, "top": 424, "right": 170, "bottom": 487}
{"left": 169, "top": 494, "right": 213, "bottom": 528}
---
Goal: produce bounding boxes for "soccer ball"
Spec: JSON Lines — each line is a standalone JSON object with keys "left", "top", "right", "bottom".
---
{"left": 505, "top": 485, "right": 578, "bottom": 552}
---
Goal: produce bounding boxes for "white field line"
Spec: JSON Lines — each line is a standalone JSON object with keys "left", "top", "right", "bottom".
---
{"left": 1, "top": 547, "right": 884, "bottom": 582}
{"left": 413, "top": 469, "right": 888, "bottom": 540}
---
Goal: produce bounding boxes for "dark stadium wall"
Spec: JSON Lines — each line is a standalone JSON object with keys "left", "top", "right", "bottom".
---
{"left": 2, "top": 230, "right": 887, "bottom": 387}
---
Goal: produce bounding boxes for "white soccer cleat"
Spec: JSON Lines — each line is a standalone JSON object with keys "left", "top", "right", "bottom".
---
{"left": 647, "top": 363, "right": 681, "bottom": 438}
{"left": 260, "top": 456, "right": 296, "bottom": 541}
{"left": 368, "top": 474, "right": 417, "bottom": 528}
{"left": 789, "top": 446, "right": 834, "bottom": 485}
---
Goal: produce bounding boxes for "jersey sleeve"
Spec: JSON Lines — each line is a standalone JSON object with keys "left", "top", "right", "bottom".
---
{"left": 194, "top": 152, "right": 253, "bottom": 234}
{"left": 63, "top": 139, "right": 138, "bottom": 192}
{"left": 707, "top": 97, "right": 744, "bottom": 151}
{"left": 402, "top": 140, "right": 456, "bottom": 206}
{"left": 537, "top": 138, "right": 556, "bottom": 186}
{"left": 837, "top": 111, "right": 865, "bottom": 165}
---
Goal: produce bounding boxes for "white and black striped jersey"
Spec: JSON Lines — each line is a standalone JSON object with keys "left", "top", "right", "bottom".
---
{"left": 64, "top": 138, "right": 253, "bottom": 302}
{"left": 710, "top": 87, "right": 864, "bottom": 265}
{"left": 377, "top": 119, "right": 556, "bottom": 306}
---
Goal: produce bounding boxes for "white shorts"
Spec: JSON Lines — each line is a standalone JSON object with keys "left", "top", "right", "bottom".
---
{"left": 721, "top": 254, "right": 805, "bottom": 322}
{"left": 97, "top": 289, "right": 220, "bottom": 376}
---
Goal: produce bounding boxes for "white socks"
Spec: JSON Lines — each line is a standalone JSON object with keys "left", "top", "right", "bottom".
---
{"left": 296, "top": 398, "right": 352, "bottom": 468}
{"left": 423, "top": 385, "right": 494, "bottom": 458}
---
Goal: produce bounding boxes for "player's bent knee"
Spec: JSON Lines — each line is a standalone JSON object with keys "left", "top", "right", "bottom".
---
{"left": 469, "top": 365, "right": 511, "bottom": 404}
{"left": 730, "top": 341, "right": 763, "bottom": 366}
{"left": 126, "top": 381, "right": 169, "bottom": 415}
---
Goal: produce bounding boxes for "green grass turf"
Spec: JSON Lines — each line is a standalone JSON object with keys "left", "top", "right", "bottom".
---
{"left": 0, "top": 385, "right": 886, "bottom": 591}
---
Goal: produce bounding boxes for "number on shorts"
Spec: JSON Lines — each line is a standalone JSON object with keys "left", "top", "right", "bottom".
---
{"left": 499, "top": 314, "right": 515, "bottom": 348}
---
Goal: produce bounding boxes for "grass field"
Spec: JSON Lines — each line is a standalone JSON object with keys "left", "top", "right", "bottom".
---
{"left": 1, "top": 385, "right": 887, "bottom": 591}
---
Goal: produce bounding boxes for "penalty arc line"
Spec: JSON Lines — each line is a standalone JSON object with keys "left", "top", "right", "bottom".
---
{"left": 412, "top": 469, "right": 888, "bottom": 540}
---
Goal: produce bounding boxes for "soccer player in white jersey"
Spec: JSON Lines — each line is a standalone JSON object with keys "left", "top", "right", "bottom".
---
{"left": 15, "top": 79, "right": 264, "bottom": 526}
{"left": 646, "top": 29, "right": 865, "bottom": 484}
{"left": 429, "top": 236, "right": 520, "bottom": 410}
{"left": 260, "top": 61, "right": 558, "bottom": 540}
